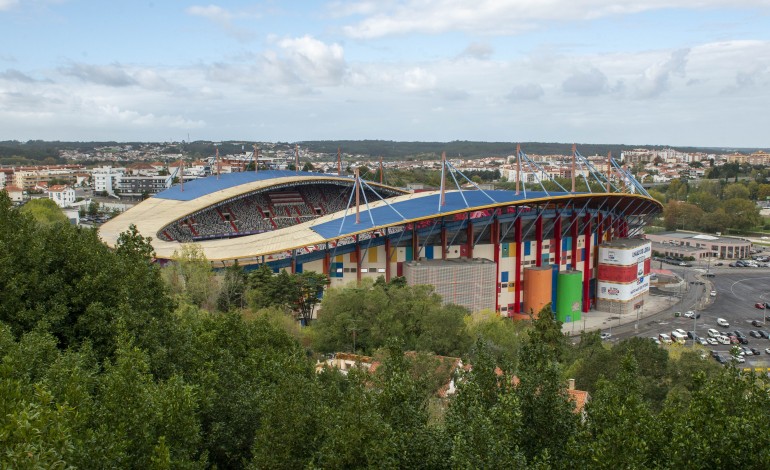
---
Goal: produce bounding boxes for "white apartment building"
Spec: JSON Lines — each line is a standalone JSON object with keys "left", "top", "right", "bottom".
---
{"left": 48, "top": 185, "right": 76, "bottom": 208}
{"left": 92, "top": 166, "right": 125, "bottom": 195}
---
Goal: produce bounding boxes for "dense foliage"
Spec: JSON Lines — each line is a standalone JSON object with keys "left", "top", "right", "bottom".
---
{"left": 2, "top": 191, "right": 770, "bottom": 469}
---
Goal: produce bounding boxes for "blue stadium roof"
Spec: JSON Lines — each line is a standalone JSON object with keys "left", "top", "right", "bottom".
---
{"left": 311, "top": 190, "right": 558, "bottom": 239}
{"left": 155, "top": 170, "right": 345, "bottom": 201}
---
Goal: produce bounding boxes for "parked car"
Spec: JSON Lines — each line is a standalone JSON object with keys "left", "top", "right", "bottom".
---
{"left": 750, "top": 330, "right": 761, "bottom": 338}
{"left": 707, "top": 328, "right": 720, "bottom": 338}
{"left": 717, "top": 335, "right": 731, "bottom": 345}
{"left": 759, "top": 330, "right": 770, "bottom": 339}
{"left": 756, "top": 303, "right": 766, "bottom": 309}
{"left": 766, "top": 348, "right": 770, "bottom": 355}
{"left": 600, "top": 332, "right": 612, "bottom": 340}
{"left": 751, "top": 348, "right": 762, "bottom": 355}
{"left": 710, "top": 290, "right": 717, "bottom": 296}
{"left": 658, "top": 333, "right": 673, "bottom": 344}
{"left": 714, "top": 262, "right": 724, "bottom": 266}
{"left": 698, "top": 338, "right": 708, "bottom": 346}
{"left": 683, "top": 311, "right": 694, "bottom": 318}
{"left": 707, "top": 337, "right": 718, "bottom": 345}
{"left": 752, "top": 320, "right": 763, "bottom": 327}
{"left": 717, "top": 318, "right": 730, "bottom": 327}
{"left": 734, "top": 356, "right": 746, "bottom": 364}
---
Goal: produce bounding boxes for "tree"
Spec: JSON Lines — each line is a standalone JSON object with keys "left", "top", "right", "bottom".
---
{"left": 19, "top": 198, "right": 69, "bottom": 225}
{"left": 163, "top": 243, "right": 217, "bottom": 308}
{"left": 723, "top": 183, "right": 750, "bottom": 200}
{"left": 723, "top": 198, "right": 761, "bottom": 231}
{"left": 88, "top": 200, "right": 100, "bottom": 216}
{"left": 217, "top": 262, "right": 248, "bottom": 312}
{"left": 292, "top": 271, "right": 328, "bottom": 325}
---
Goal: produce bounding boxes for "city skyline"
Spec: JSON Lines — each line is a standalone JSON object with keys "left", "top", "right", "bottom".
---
{"left": 1, "top": 1, "right": 769, "bottom": 147}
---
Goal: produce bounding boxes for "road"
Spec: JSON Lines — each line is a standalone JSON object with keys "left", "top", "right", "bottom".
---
{"left": 613, "top": 261, "right": 770, "bottom": 367}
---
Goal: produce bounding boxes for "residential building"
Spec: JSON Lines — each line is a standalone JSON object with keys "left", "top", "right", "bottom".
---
{"left": 645, "top": 231, "right": 752, "bottom": 260}
{"left": 92, "top": 166, "right": 125, "bottom": 195}
{"left": 47, "top": 185, "right": 76, "bottom": 208}
{"left": 115, "top": 174, "right": 173, "bottom": 197}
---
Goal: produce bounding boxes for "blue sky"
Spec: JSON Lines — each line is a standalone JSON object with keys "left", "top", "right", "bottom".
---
{"left": 1, "top": 0, "right": 769, "bottom": 147}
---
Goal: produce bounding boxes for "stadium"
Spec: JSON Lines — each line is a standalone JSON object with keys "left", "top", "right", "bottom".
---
{"left": 99, "top": 151, "right": 663, "bottom": 322}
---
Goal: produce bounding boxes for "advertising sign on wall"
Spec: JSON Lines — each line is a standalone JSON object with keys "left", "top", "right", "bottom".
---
{"left": 597, "top": 276, "right": 650, "bottom": 301}
{"left": 598, "top": 241, "right": 652, "bottom": 266}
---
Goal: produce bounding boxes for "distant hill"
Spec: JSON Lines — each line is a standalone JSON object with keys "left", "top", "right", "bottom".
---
{"left": 297, "top": 140, "right": 762, "bottom": 160}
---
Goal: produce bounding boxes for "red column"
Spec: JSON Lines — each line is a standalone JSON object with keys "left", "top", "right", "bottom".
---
{"left": 411, "top": 227, "right": 419, "bottom": 260}
{"left": 606, "top": 215, "right": 613, "bottom": 241}
{"left": 535, "top": 214, "right": 543, "bottom": 267}
{"left": 290, "top": 252, "right": 296, "bottom": 274}
{"left": 441, "top": 224, "right": 448, "bottom": 259}
{"left": 582, "top": 212, "right": 592, "bottom": 313}
{"left": 355, "top": 236, "right": 362, "bottom": 283}
{"left": 554, "top": 214, "right": 562, "bottom": 267}
{"left": 514, "top": 216, "right": 522, "bottom": 314}
{"left": 322, "top": 250, "right": 330, "bottom": 276}
{"left": 493, "top": 217, "right": 501, "bottom": 313}
{"left": 571, "top": 212, "right": 579, "bottom": 270}
{"left": 384, "top": 237, "right": 392, "bottom": 282}
{"left": 620, "top": 219, "right": 629, "bottom": 238}
{"left": 596, "top": 212, "right": 604, "bottom": 244}
{"left": 466, "top": 219, "right": 474, "bottom": 259}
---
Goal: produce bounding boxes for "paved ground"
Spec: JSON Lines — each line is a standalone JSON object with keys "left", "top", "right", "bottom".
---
{"left": 564, "top": 259, "right": 770, "bottom": 369}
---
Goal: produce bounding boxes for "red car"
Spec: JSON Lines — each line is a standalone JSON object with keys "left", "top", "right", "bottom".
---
{"left": 756, "top": 303, "right": 766, "bottom": 309}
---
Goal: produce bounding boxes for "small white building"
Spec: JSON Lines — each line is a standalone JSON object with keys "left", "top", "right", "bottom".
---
{"left": 92, "top": 166, "right": 125, "bottom": 195}
{"left": 3, "top": 184, "right": 24, "bottom": 203}
{"left": 47, "top": 185, "right": 76, "bottom": 208}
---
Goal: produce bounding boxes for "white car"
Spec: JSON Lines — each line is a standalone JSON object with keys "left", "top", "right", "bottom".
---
{"left": 765, "top": 348, "right": 770, "bottom": 354}
{"left": 706, "top": 337, "right": 718, "bottom": 345}
{"left": 672, "top": 328, "right": 687, "bottom": 337}
{"left": 733, "top": 356, "right": 746, "bottom": 363}
{"left": 707, "top": 328, "right": 720, "bottom": 338}
{"left": 684, "top": 311, "right": 695, "bottom": 318}
{"left": 698, "top": 338, "right": 708, "bottom": 346}
{"left": 600, "top": 332, "right": 612, "bottom": 340}
{"left": 717, "top": 335, "right": 731, "bottom": 345}
{"left": 710, "top": 291, "right": 717, "bottom": 297}
{"left": 717, "top": 318, "right": 730, "bottom": 327}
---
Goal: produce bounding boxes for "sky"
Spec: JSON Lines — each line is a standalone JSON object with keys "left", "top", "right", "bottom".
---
{"left": 1, "top": 1, "right": 769, "bottom": 148}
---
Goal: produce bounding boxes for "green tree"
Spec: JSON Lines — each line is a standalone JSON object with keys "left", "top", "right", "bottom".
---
{"left": 723, "top": 183, "right": 750, "bottom": 200}
{"left": 723, "top": 198, "right": 762, "bottom": 231}
{"left": 217, "top": 262, "right": 248, "bottom": 312}
{"left": 19, "top": 197, "right": 69, "bottom": 225}
{"left": 163, "top": 243, "right": 217, "bottom": 308}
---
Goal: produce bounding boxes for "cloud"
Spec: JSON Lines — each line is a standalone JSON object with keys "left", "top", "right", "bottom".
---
{"left": 0, "top": 0, "right": 19, "bottom": 11}
{"left": 337, "top": 0, "right": 770, "bottom": 38}
{"left": 457, "top": 42, "right": 493, "bottom": 60}
{"left": 562, "top": 67, "right": 609, "bottom": 96}
{"left": 636, "top": 48, "right": 689, "bottom": 98}
{"left": 185, "top": 4, "right": 257, "bottom": 41}
{"left": 60, "top": 63, "right": 137, "bottom": 87}
{"left": 506, "top": 83, "right": 544, "bottom": 101}
{"left": 0, "top": 68, "right": 37, "bottom": 83}
{"left": 274, "top": 36, "right": 347, "bottom": 86}
{"left": 402, "top": 67, "right": 437, "bottom": 91}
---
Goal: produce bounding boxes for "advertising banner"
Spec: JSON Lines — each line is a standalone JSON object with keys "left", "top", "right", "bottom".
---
{"left": 598, "top": 241, "right": 652, "bottom": 266}
{"left": 597, "top": 276, "right": 650, "bottom": 301}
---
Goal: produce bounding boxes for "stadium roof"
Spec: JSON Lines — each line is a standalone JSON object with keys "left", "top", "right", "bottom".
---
{"left": 100, "top": 172, "right": 662, "bottom": 262}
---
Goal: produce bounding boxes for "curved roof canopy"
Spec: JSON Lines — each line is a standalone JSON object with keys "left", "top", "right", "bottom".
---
{"left": 100, "top": 172, "right": 662, "bottom": 262}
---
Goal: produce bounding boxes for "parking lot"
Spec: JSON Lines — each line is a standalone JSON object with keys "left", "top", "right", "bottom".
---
{"left": 631, "top": 264, "right": 770, "bottom": 367}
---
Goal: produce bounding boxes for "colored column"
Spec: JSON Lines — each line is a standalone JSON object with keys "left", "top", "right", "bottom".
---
{"left": 535, "top": 214, "right": 543, "bottom": 267}
{"left": 570, "top": 211, "right": 579, "bottom": 270}
{"left": 466, "top": 218, "right": 474, "bottom": 259}
{"left": 493, "top": 217, "right": 500, "bottom": 313}
{"left": 384, "top": 237, "right": 392, "bottom": 282}
{"left": 441, "top": 224, "right": 447, "bottom": 260}
{"left": 412, "top": 228, "right": 419, "bottom": 260}
{"left": 355, "top": 236, "right": 362, "bottom": 283}
{"left": 554, "top": 214, "right": 562, "bottom": 267}
{"left": 514, "top": 216, "right": 522, "bottom": 314}
{"left": 582, "top": 212, "right": 592, "bottom": 313}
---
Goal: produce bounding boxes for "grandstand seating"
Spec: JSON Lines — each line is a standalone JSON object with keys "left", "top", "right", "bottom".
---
{"left": 159, "top": 183, "right": 394, "bottom": 242}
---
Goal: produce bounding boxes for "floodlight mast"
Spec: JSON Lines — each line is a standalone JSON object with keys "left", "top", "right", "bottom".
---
{"left": 516, "top": 143, "right": 521, "bottom": 195}
{"left": 337, "top": 147, "right": 342, "bottom": 176}
{"left": 355, "top": 167, "right": 360, "bottom": 224}
{"left": 253, "top": 144, "right": 259, "bottom": 174}
{"left": 571, "top": 144, "right": 577, "bottom": 193}
{"left": 440, "top": 151, "right": 447, "bottom": 207}
{"left": 379, "top": 156, "right": 383, "bottom": 184}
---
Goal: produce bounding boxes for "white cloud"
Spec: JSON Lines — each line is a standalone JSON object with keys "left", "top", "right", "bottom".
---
{"left": 506, "top": 83, "right": 544, "bottom": 101}
{"left": 562, "top": 67, "right": 610, "bottom": 96}
{"left": 185, "top": 4, "right": 257, "bottom": 41}
{"left": 636, "top": 48, "right": 689, "bottom": 98}
{"left": 0, "top": 0, "right": 18, "bottom": 11}
{"left": 276, "top": 35, "right": 347, "bottom": 86}
{"left": 338, "top": 0, "right": 770, "bottom": 38}
{"left": 402, "top": 67, "right": 437, "bottom": 91}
